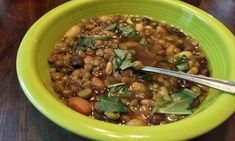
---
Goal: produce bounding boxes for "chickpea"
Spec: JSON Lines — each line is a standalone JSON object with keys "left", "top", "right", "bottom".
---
{"left": 132, "top": 61, "right": 144, "bottom": 70}
{"left": 191, "top": 86, "right": 201, "bottom": 95}
{"left": 131, "top": 82, "right": 147, "bottom": 92}
{"left": 65, "top": 25, "right": 81, "bottom": 38}
{"left": 67, "top": 97, "right": 91, "bottom": 116}
{"left": 135, "top": 23, "right": 144, "bottom": 32}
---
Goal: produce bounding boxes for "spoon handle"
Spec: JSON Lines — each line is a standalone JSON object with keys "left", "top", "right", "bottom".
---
{"left": 142, "top": 66, "right": 235, "bottom": 94}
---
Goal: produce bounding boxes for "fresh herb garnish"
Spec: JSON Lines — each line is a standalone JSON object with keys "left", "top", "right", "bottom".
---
{"left": 118, "top": 26, "right": 137, "bottom": 38}
{"left": 153, "top": 89, "right": 198, "bottom": 115}
{"left": 139, "top": 37, "right": 148, "bottom": 45}
{"left": 175, "top": 55, "right": 189, "bottom": 71}
{"left": 113, "top": 49, "right": 134, "bottom": 70}
{"left": 103, "top": 23, "right": 117, "bottom": 31}
{"left": 107, "top": 82, "right": 132, "bottom": 97}
{"left": 76, "top": 35, "right": 111, "bottom": 51}
{"left": 97, "top": 95, "right": 127, "bottom": 113}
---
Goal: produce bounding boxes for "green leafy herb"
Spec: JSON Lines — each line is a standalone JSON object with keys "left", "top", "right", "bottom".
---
{"left": 76, "top": 35, "right": 111, "bottom": 51}
{"left": 175, "top": 55, "right": 189, "bottom": 71}
{"left": 107, "top": 83, "right": 132, "bottom": 97}
{"left": 139, "top": 37, "right": 148, "bottom": 45}
{"left": 103, "top": 23, "right": 117, "bottom": 31}
{"left": 76, "top": 36, "right": 96, "bottom": 51}
{"left": 153, "top": 89, "right": 198, "bottom": 115}
{"left": 113, "top": 49, "right": 134, "bottom": 70}
{"left": 97, "top": 95, "right": 127, "bottom": 113}
{"left": 118, "top": 26, "right": 137, "bottom": 38}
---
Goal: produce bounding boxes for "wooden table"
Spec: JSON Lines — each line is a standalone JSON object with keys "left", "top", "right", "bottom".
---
{"left": 0, "top": 0, "right": 234, "bottom": 140}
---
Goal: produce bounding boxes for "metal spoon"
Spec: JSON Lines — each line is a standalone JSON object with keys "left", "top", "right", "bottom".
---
{"left": 142, "top": 66, "right": 235, "bottom": 94}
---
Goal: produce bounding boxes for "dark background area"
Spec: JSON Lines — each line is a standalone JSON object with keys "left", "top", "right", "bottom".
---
{"left": 0, "top": 0, "right": 234, "bottom": 141}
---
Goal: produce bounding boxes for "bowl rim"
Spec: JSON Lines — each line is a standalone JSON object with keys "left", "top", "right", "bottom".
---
{"left": 16, "top": 0, "right": 235, "bottom": 140}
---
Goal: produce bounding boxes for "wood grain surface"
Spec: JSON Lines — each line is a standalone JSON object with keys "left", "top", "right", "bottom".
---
{"left": 0, "top": 0, "right": 234, "bottom": 141}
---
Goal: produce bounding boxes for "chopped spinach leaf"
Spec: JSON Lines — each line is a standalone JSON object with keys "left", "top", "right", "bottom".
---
{"left": 97, "top": 95, "right": 127, "bottom": 113}
{"left": 118, "top": 26, "right": 137, "bottom": 38}
{"left": 113, "top": 49, "right": 134, "bottom": 70}
{"left": 76, "top": 35, "right": 111, "bottom": 51}
{"left": 175, "top": 55, "right": 189, "bottom": 71}
{"left": 108, "top": 83, "right": 132, "bottom": 97}
{"left": 153, "top": 89, "right": 198, "bottom": 115}
{"left": 76, "top": 36, "right": 96, "bottom": 51}
{"left": 103, "top": 23, "right": 117, "bottom": 31}
{"left": 139, "top": 37, "right": 148, "bottom": 45}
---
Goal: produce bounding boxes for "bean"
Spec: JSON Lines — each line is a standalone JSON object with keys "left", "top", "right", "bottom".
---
{"left": 104, "top": 112, "right": 120, "bottom": 120}
{"left": 67, "top": 97, "right": 91, "bottom": 116}
{"left": 120, "top": 41, "right": 139, "bottom": 49}
{"left": 140, "top": 105, "right": 151, "bottom": 116}
{"left": 120, "top": 114, "right": 131, "bottom": 122}
{"left": 105, "top": 62, "right": 113, "bottom": 75}
{"left": 132, "top": 61, "right": 144, "bottom": 70}
{"left": 135, "top": 23, "right": 144, "bottom": 32}
{"left": 84, "top": 63, "right": 93, "bottom": 72}
{"left": 125, "top": 118, "right": 147, "bottom": 126}
{"left": 166, "top": 44, "right": 176, "bottom": 56}
{"left": 82, "top": 70, "right": 92, "bottom": 80}
{"left": 71, "top": 56, "right": 84, "bottom": 68}
{"left": 71, "top": 69, "right": 82, "bottom": 78}
{"left": 131, "top": 82, "right": 147, "bottom": 92}
{"left": 191, "top": 86, "right": 201, "bottom": 94}
{"left": 50, "top": 72, "right": 63, "bottom": 81}
{"left": 92, "top": 77, "right": 105, "bottom": 90}
{"left": 48, "top": 55, "right": 58, "bottom": 63}
{"left": 53, "top": 81, "right": 65, "bottom": 92}
{"left": 78, "top": 50, "right": 86, "bottom": 58}
{"left": 174, "top": 47, "right": 181, "bottom": 54}
{"left": 92, "top": 59, "right": 102, "bottom": 67}
{"left": 65, "top": 25, "right": 81, "bottom": 38}
{"left": 158, "top": 86, "right": 169, "bottom": 96}
{"left": 55, "top": 60, "right": 64, "bottom": 67}
{"left": 140, "top": 99, "right": 153, "bottom": 107}
{"left": 62, "top": 88, "right": 73, "bottom": 98}
{"left": 84, "top": 55, "right": 94, "bottom": 64}
{"left": 78, "top": 88, "right": 93, "bottom": 99}
{"left": 96, "top": 49, "right": 104, "bottom": 57}
{"left": 156, "top": 26, "right": 166, "bottom": 35}
{"left": 187, "top": 67, "right": 199, "bottom": 74}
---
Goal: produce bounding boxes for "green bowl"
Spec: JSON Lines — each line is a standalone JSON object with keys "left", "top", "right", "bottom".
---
{"left": 17, "top": 0, "right": 235, "bottom": 140}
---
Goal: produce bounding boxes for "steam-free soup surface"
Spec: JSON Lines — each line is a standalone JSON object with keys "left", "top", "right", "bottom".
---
{"left": 48, "top": 15, "right": 210, "bottom": 126}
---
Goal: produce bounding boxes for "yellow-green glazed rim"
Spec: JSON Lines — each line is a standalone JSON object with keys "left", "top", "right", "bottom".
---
{"left": 17, "top": 0, "right": 235, "bottom": 140}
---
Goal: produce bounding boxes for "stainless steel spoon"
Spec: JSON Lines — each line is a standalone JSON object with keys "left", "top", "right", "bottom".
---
{"left": 142, "top": 66, "right": 235, "bottom": 94}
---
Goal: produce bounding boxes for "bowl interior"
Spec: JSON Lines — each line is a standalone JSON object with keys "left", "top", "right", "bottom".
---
{"left": 17, "top": 0, "right": 235, "bottom": 141}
